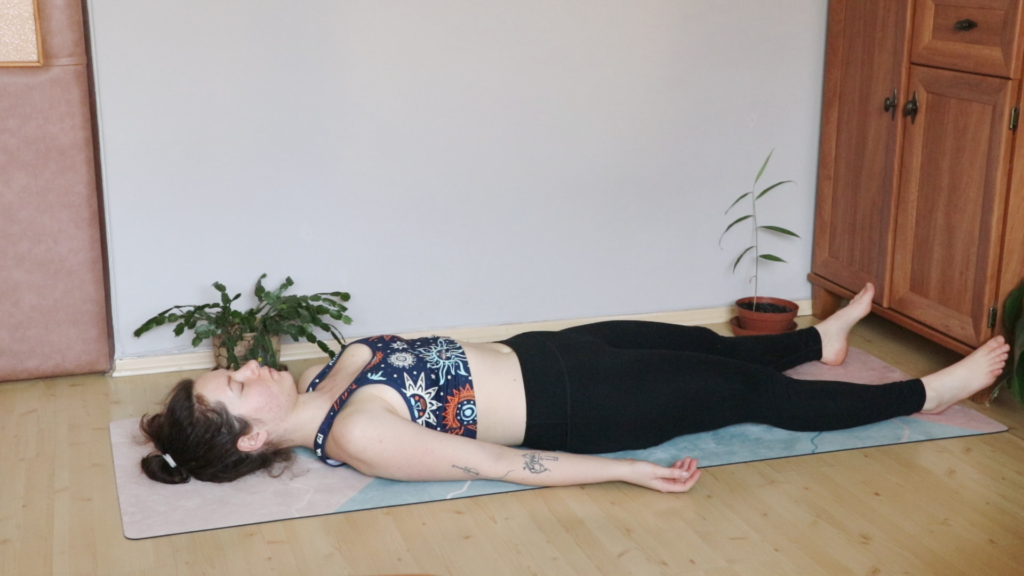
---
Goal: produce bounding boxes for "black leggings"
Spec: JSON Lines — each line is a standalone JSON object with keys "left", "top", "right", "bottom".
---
{"left": 499, "top": 321, "right": 926, "bottom": 454}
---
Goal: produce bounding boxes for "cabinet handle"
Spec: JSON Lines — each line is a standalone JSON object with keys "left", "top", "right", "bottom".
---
{"left": 954, "top": 19, "right": 978, "bottom": 31}
{"left": 903, "top": 91, "right": 919, "bottom": 124}
{"left": 883, "top": 88, "right": 898, "bottom": 120}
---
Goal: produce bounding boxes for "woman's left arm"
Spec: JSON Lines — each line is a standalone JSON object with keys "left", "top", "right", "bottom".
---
{"left": 331, "top": 405, "right": 701, "bottom": 493}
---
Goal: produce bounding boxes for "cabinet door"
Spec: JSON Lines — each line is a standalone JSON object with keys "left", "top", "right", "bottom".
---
{"left": 812, "top": 0, "right": 913, "bottom": 305}
{"left": 891, "top": 65, "right": 1014, "bottom": 347}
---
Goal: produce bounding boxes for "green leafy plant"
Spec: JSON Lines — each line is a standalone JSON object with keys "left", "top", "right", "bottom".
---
{"left": 997, "top": 280, "right": 1024, "bottom": 403}
{"left": 719, "top": 150, "right": 800, "bottom": 310}
{"left": 134, "top": 274, "right": 352, "bottom": 370}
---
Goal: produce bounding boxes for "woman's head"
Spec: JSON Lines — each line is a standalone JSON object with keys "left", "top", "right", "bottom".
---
{"left": 140, "top": 361, "right": 297, "bottom": 484}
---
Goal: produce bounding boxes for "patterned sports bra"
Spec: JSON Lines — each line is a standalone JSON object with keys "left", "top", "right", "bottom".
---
{"left": 306, "top": 335, "right": 477, "bottom": 466}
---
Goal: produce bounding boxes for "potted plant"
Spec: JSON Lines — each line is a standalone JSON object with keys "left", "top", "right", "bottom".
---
{"left": 720, "top": 150, "right": 801, "bottom": 335}
{"left": 133, "top": 274, "right": 352, "bottom": 370}
{"left": 993, "top": 280, "right": 1024, "bottom": 403}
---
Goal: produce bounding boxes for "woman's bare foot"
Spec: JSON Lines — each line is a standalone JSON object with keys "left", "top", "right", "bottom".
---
{"left": 920, "top": 337, "right": 1010, "bottom": 414}
{"left": 815, "top": 283, "right": 875, "bottom": 366}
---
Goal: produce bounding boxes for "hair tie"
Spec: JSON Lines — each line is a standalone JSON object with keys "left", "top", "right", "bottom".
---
{"left": 162, "top": 453, "right": 178, "bottom": 468}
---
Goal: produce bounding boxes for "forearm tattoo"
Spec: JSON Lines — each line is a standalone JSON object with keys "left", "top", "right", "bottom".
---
{"left": 451, "top": 464, "right": 513, "bottom": 481}
{"left": 452, "top": 465, "right": 479, "bottom": 476}
{"left": 521, "top": 452, "right": 558, "bottom": 474}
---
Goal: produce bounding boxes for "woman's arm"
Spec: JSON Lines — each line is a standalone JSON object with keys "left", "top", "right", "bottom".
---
{"left": 331, "top": 403, "right": 701, "bottom": 493}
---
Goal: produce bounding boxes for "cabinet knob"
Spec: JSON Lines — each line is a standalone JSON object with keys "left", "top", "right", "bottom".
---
{"left": 883, "top": 88, "right": 898, "bottom": 120}
{"left": 954, "top": 19, "right": 978, "bottom": 31}
{"left": 903, "top": 91, "right": 919, "bottom": 124}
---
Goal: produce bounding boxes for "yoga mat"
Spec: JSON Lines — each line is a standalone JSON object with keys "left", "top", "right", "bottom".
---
{"left": 109, "top": 348, "right": 1006, "bottom": 539}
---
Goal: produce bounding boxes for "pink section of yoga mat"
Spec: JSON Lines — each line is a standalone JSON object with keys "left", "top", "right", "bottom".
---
{"left": 109, "top": 419, "right": 375, "bottom": 539}
{"left": 110, "top": 348, "right": 1006, "bottom": 539}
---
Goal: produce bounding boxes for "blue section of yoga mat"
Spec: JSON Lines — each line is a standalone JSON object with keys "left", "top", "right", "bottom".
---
{"left": 335, "top": 416, "right": 990, "bottom": 513}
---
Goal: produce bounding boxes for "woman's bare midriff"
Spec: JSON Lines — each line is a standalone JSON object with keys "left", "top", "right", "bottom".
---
{"left": 310, "top": 340, "right": 528, "bottom": 447}
{"left": 459, "top": 341, "right": 527, "bottom": 445}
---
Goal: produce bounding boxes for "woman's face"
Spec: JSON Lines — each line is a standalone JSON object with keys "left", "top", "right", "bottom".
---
{"left": 193, "top": 360, "right": 297, "bottom": 427}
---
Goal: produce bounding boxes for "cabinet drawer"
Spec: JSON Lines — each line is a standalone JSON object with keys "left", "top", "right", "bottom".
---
{"left": 912, "top": 0, "right": 1023, "bottom": 77}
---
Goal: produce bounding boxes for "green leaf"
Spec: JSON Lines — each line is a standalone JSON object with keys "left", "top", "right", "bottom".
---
{"left": 755, "top": 180, "right": 794, "bottom": 200}
{"left": 719, "top": 215, "right": 752, "bottom": 246}
{"left": 754, "top": 150, "right": 773, "bottom": 185}
{"left": 1003, "top": 282, "right": 1024, "bottom": 333}
{"left": 255, "top": 274, "right": 267, "bottom": 301}
{"left": 725, "top": 192, "right": 752, "bottom": 215}
{"left": 213, "top": 282, "right": 226, "bottom": 293}
{"left": 132, "top": 322, "right": 152, "bottom": 338}
{"left": 320, "top": 297, "right": 348, "bottom": 311}
{"left": 191, "top": 336, "right": 203, "bottom": 347}
{"left": 732, "top": 246, "right": 755, "bottom": 273}
{"left": 759, "top": 254, "right": 786, "bottom": 263}
{"left": 173, "top": 323, "right": 186, "bottom": 337}
{"left": 758, "top": 225, "right": 801, "bottom": 238}
{"left": 1013, "top": 317, "right": 1024, "bottom": 403}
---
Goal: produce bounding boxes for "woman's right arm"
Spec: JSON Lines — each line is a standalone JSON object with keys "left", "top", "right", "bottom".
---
{"left": 332, "top": 402, "right": 701, "bottom": 493}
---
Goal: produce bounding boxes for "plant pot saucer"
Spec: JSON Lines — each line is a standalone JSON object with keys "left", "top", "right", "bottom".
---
{"left": 729, "top": 316, "right": 798, "bottom": 336}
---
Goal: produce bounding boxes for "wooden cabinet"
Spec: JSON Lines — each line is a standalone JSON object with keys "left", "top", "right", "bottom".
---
{"left": 811, "top": 0, "right": 1024, "bottom": 371}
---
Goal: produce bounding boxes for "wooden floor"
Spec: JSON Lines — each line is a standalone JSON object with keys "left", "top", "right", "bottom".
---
{"left": 2, "top": 314, "right": 1024, "bottom": 576}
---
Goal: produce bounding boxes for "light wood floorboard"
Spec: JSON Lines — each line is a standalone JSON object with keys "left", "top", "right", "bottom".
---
{"left": 2, "top": 314, "right": 1023, "bottom": 575}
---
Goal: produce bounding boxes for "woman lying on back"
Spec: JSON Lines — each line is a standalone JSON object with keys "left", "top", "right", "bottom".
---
{"left": 140, "top": 284, "right": 1009, "bottom": 492}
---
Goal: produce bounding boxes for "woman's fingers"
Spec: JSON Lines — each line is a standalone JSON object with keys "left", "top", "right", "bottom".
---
{"left": 644, "top": 460, "right": 700, "bottom": 492}
{"left": 671, "top": 458, "right": 699, "bottom": 475}
{"left": 627, "top": 457, "right": 701, "bottom": 492}
{"left": 656, "top": 468, "right": 701, "bottom": 493}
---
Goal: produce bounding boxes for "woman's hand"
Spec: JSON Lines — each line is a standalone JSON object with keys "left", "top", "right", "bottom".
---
{"left": 623, "top": 457, "right": 702, "bottom": 493}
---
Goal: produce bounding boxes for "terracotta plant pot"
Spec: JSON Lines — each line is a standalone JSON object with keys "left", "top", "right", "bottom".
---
{"left": 212, "top": 333, "right": 281, "bottom": 369}
{"left": 732, "top": 296, "right": 798, "bottom": 335}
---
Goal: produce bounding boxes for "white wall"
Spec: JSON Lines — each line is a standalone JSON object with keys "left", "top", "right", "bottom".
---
{"left": 87, "top": 0, "right": 828, "bottom": 359}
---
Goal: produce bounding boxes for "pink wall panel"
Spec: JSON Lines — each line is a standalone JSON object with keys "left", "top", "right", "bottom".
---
{"left": 0, "top": 0, "right": 110, "bottom": 381}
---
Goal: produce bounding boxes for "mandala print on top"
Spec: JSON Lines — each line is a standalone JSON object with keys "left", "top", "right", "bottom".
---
{"left": 441, "top": 384, "right": 477, "bottom": 436}
{"left": 402, "top": 372, "right": 442, "bottom": 427}
{"left": 416, "top": 337, "right": 468, "bottom": 386}
{"left": 388, "top": 351, "right": 416, "bottom": 369}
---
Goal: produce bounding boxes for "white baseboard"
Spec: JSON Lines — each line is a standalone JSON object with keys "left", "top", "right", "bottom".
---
{"left": 111, "top": 299, "right": 813, "bottom": 377}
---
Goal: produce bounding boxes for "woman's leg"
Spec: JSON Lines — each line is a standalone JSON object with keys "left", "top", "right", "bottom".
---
{"left": 557, "top": 327, "right": 1010, "bottom": 454}
{"left": 562, "top": 284, "right": 875, "bottom": 371}
{"left": 562, "top": 320, "right": 822, "bottom": 372}
{"left": 561, "top": 342, "right": 927, "bottom": 453}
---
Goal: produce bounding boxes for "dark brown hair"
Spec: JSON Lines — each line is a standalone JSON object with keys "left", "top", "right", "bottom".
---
{"left": 139, "top": 378, "right": 294, "bottom": 484}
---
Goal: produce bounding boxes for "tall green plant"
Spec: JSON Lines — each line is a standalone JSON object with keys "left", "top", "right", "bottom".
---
{"left": 999, "top": 281, "right": 1024, "bottom": 403}
{"left": 719, "top": 150, "right": 800, "bottom": 308}
{"left": 134, "top": 274, "right": 352, "bottom": 370}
